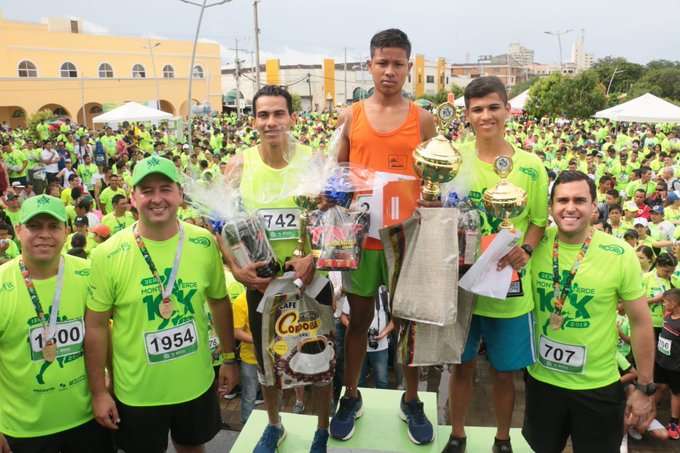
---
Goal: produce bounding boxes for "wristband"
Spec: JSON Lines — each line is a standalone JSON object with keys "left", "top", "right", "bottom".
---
{"left": 221, "top": 351, "right": 236, "bottom": 362}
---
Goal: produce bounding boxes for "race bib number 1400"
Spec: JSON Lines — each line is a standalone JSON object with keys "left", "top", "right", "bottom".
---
{"left": 144, "top": 320, "right": 198, "bottom": 364}
{"left": 29, "top": 319, "right": 84, "bottom": 362}
{"left": 538, "top": 335, "right": 586, "bottom": 374}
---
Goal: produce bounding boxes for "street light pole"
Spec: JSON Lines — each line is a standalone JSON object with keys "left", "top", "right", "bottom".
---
{"left": 145, "top": 39, "right": 161, "bottom": 109}
{"left": 606, "top": 68, "right": 624, "bottom": 96}
{"left": 544, "top": 29, "right": 573, "bottom": 72}
{"left": 179, "top": 0, "right": 232, "bottom": 150}
{"left": 253, "top": 0, "right": 261, "bottom": 89}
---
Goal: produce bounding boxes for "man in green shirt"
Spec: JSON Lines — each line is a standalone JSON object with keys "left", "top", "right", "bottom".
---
{"left": 0, "top": 195, "right": 114, "bottom": 453}
{"left": 97, "top": 174, "right": 126, "bottom": 214}
{"left": 522, "top": 171, "right": 655, "bottom": 452}
{"left": 84, "top": 155, "right": 238, "bottom": 453}
{"left": 444, "top": 76, "right": 548, "bottom": 453}
{"left": 101, "top": 194, "right": 134, "bottom": 235}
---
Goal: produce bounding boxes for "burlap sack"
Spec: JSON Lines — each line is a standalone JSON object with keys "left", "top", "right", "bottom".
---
{"left": 380, "top": 207, "right": 459, "bottom": 326}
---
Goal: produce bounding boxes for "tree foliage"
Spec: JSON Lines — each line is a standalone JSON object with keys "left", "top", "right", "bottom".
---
{"left": 418, "top": 85, "right": 464, "bottom": 105}
{"left": 291, "top": 93, "right": 302, "bottom": 112}
{"left": 509, "top": 77, "right": 539, "bottom": 98}
{"left": 525, "top": 71, "right": 606, "bottom": 118}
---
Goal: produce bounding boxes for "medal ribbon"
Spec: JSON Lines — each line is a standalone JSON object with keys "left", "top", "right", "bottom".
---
{"left": 552, "top": 229, "right": 593, "bottom": 314}
{"left": 19, "top": 255, "right": 66, "bottom": 342}
{"left": 133, "top": 222, "right": 185, "bottom": 303}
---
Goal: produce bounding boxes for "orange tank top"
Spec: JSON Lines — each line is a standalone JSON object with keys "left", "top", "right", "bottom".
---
{"left": 349, "top": 101, "right": 422, "bottom": 250}
{"left": 349, "top": 101, "right": 422, "bottom": 177}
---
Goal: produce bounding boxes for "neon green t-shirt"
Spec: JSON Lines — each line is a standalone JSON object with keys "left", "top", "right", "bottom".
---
{"left": 0, "top": 255, "right": 93, "bottom": 437}
{"left": 101, "top": 211, "right": 135, "bottom": 236}
{"left": 86, "top": 222, "right": 227, "bottom": 406}
{"left": 616, "top": 313, "right": 631, "bottom": 357}
{"left": 641, "top": 270, "right": 670, "bottom": 328}
{"left": 459, "top": 142, "right": 550, "bottom": 318}
{"left": 529, "top": 228, "right": 644, "bottom": 390}
{"left": 240, "top": 144, "right": 313, "bottom": 269}
{"left": 77, "top": 163, "right": 98, "bottom": 190}
{"left": 98, "top": 187, "right": 127, "bottom": 214}
{"left": 6, "top": 149, "right": 28, "bottom": 179}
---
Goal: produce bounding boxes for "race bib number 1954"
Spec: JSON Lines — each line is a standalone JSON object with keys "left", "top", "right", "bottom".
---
{"left": 144, "top": 320, "right": 198, "bottom": 364}
{"left": 538, "top": 335, "right": 586, "bottom": 374}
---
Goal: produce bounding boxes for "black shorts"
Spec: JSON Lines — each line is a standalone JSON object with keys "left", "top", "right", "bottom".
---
{"left": 114, "top": 383, "right": 221, "bottom": 453}
{"left": 522, "top": 374, "right": 625, "bottom": 453}
{"left": 655, "top": 362, "right": 680, "bottom": 394}
{"left": 246, "top": 281, "right": 333, "bottom": 372}
{"left": 5, "top": 419, "right": 114, "bottom": 453}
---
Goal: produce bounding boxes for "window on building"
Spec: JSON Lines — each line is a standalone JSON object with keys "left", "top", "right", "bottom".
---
{"left": 98, "top": 63, "right": 114, "bottom": 78}
{"left": 426, "top": 75, "right": 435, "bottom": 84}
{"left": 60, "top": 62, "right": 78, "bottom": 78}
{"left": 70, "top": 20, "right": 79, "bottom": 33}
{"left": 446, "top": 76, "right": 449, "bottom": 85}
{"left": 132, "top": 64, "right": 146, "bottom": 78}
{"left": 192, "top": 65, "right": 204, "bottom": 79}
{"left": 162, "top": 65, "right": 175, "bottom": 79}
{"left": 17, "top": 60, "right": 37, "bottom": 78}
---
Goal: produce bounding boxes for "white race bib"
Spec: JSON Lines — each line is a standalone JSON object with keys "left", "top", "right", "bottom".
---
{"left": 208, "top": 335, "right": 219, "bottom": 353}
{"left": 658, "top": 336, "right": 672, "bottom": 356}
{"left": 29, "top": 319, "right": 84, "bottom": 362}
{"left": 144, "top": 320, "right": 198, "bottom": 364}
{"left": 257, "top": 208, "right": 300, "bottom": 240}
{"left": 538, "top": 335, "right": 586, "bottom": 374}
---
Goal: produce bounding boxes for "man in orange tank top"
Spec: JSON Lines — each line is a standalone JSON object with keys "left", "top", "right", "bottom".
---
{"left": 330, "top": 28, "right": 437, "bottom": 445}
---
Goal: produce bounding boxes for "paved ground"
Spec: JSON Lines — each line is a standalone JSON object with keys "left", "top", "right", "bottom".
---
{"left": 172, "top": 359, "right": 679, "bottom": 452}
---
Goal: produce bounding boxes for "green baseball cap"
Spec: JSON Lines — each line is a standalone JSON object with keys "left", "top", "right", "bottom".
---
{"left": 19, "top": 195, "right": 67, "bottom": 224}
{"left": 131, "top": 154, "right": 180, "bottom": 187}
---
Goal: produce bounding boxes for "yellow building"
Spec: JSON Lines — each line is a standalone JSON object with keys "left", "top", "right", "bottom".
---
{"left": 0, "top": 13, "right": 222, "bottom": 128}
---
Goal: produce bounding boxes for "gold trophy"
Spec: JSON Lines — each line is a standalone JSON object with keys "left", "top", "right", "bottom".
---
{"left": 292, "top": 195, "right": 318, "bottom": 257}
{"left": 413, "top": 102, "right": 462, "bottom": 201}
{"left": 482, "top": 156, "right": 527, "bottom": 230}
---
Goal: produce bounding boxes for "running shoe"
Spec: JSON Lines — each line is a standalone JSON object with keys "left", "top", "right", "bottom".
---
{"left": 292, "top": 400, "right": 305, "bottom": 414}
{"left": 668, "top": 422, "right": 680, "bottom": 440}
{"left": 309, "top": 428, "right": 329, "bottom": 453}
{"left": 492, "top": 437, "right": 513, "bottom": 453}
{"left": 440, "top": 435, "right": 466, "bottom": 453}
{"left": 399, "top": 393, "right": 434, "bottom": 444}
{"left": 329, "top": 391, "right": 363, "bottom": 440}
{"left": 253, "top": 424, "right": 286, "bottom": 453}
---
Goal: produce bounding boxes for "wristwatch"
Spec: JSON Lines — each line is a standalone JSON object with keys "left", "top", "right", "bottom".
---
{"left": 520, "top": 243, "right": 534, "bottom": 257}
{"left": 634, "top": 382, "right": 656, "bottom": 396}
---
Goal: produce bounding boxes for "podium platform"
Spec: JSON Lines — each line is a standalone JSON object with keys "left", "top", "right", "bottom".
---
{"left": 232, "top": 388, "right": 533, "bottom": 452}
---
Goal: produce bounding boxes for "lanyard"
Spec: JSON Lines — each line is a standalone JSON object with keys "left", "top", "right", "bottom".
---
{"left": 19, "top": 256, "right": 65, "bottom": 342}
{"left": 552, "top": 229, "right": 593, "bottom": 314}
{"left": 133, "top": 222, "right": 185, "bottom": 304}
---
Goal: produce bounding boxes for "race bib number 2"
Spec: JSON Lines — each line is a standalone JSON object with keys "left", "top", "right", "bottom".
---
{"left": 538, "top": 335, "right": 586, "bottom": 374}
{"left": 144, "top": 320, "right": 198, "bottom": 364}
{"left": 29, "top": 320, "right": 84, "bottom": 362}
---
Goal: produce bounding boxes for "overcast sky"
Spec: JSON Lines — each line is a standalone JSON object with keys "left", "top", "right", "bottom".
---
{"left": 2, "top": 0, "right": 678, "bottom": 66}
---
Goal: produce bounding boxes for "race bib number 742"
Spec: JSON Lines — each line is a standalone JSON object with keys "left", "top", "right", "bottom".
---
{"left": 257, "top": 209, "right": 300, "bottom": 241}
{"left": 538, "top": 335, "right": 586, "bottom": 374}
{"left": 144, "top": 320, "right": 198, "bottom": 364}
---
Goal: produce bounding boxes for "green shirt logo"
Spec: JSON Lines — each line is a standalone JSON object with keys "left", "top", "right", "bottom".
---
{"left": 189, "top": 236, "right": 211, "bottom": 248}
{"left": 519, "top": 166, "right": 538, "bottom": 180}
{"left": 598, "top": 244, "right": 624, "bottom": 255}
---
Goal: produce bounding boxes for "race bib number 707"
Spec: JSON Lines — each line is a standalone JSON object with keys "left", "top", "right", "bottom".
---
{"left": 538, "top": 335, "right": 586, "bottom": 374}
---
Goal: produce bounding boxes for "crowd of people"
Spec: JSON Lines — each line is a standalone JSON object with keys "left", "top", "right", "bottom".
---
{"left": 0, "top": 27, "right": 679, "bottom": 453}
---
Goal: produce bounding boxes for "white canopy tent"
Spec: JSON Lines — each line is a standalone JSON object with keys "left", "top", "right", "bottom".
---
{"left": 92, "top": 101, "right": 174, "bottom": 125}
{"left": 509, "top": 89, "right": 530, "bottom": 112}
{"left": 594, "top": 93, "right": 680, "bottom": 123}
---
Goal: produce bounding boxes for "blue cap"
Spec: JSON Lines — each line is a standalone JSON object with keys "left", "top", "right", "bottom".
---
{"left": 651, "top": 205, "right": 664, "bottom": 215}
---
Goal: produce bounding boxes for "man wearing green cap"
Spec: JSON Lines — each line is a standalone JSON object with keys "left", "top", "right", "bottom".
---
{"left": 0, "top": 195, "right": 114, "bottom": 453}
{"left": 84, "top": 155, "right": 239, "bottom": 453}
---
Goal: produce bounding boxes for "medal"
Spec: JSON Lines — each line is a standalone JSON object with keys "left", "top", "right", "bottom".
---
{"left": 549, "top": 312, "right": 564, "bottom": 331}
{"left": 42, "top": 338, "right": 58, "bottom": 362}
{"left": 134, "top": 223, "right": 185, "bottom": 320}
{"left": 159, "top": 298, "right": 174, "bottom": 319}
{"left": 550, "top": 229, "right": 592, "bottom": 331}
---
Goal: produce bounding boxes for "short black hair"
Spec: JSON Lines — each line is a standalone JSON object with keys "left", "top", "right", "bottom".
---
{"left": 608, "top": 204, "right": 622, "bottom": 213}
{"left": 252, "top": 85, "right": 293, "bottom": 116}
{"left": 657, "top": 252, "right": 677, "bottom": 268}
{"left": 369, "top": 28, "right": 411, "bottom": 59}
{"left": 663, "top": 288, "right": 680, "bottom": 304}
{"left": 111, "top": 194, "right": 126, "bottom": 206}
{"left": 464, "top": 76, "right": 508, "bottom": 108}
{"left": 623, "top": 229, "right": 638, "bottom": 241}
{"left": 549, "top": 170, "right": 597, "bottom": 203}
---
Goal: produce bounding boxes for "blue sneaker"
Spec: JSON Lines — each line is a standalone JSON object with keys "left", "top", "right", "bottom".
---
{"left": 253, "top": 424, "right": 286, "bottom": 453}
{"left": 309, "top": 428, "right": 329, "bottom": 453}
{"left": 399, "top": 393, "right": 434, "bottom": 444}
{"left": 329, "top": 391, "right": 363, "bottom": 440}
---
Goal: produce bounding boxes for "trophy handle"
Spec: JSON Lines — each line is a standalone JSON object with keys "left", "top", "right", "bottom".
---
{"left": 293, "top": 210, "right": 310, "bottom": 258}
{"left": 421, "top": 180, "right": 441, "bottom": 202}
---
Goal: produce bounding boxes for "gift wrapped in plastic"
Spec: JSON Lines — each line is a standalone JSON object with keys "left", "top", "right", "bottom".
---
{"left": 182, "top": 174, "right": 280, "bottom": 278}
{"left": 308, "top": 205, "right": 369, "bottom": 270}
{"left": 259, "top": 273, "right": 336, "bottom": 389}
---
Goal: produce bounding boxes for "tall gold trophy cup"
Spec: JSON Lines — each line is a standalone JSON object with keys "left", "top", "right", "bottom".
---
{"left": 482, "top": 156, "right": 527, "bottom": 230}
{"left": 413, "top": 102, "right": 462, "bottom": 200}
{"left": 292, "top": 195, "right": 318, "bottom": 257}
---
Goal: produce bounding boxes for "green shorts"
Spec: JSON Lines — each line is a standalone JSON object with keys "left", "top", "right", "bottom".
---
{"left": 341, "top": 248, "right": 388, "bottom": 298}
